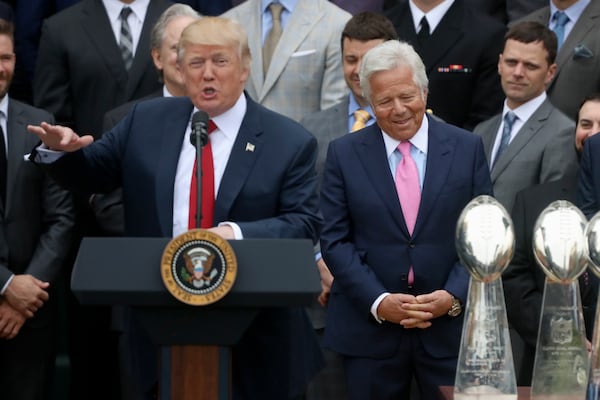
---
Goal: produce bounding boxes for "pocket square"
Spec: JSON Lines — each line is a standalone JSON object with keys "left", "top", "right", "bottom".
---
{"left": 291, "top": 49, "right": 316, "bottom": 58}
{"left": 573, "top": 44, "right": 593, "bottom": 60}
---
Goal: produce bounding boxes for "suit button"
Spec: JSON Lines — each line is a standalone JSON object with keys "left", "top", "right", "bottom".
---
{"left": 409, "top": 242, "right": 415, "bottom": 249}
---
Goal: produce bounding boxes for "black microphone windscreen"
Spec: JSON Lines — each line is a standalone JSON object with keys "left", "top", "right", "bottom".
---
{"left": 192, "top": 110, "right": 209, "bottom": 127}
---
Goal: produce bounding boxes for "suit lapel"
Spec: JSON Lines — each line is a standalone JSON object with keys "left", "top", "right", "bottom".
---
{"left": 416, "top": 117, "right": 454, "bottom": 237}
{"left": 213, "top": 98, "right": 264, "bottom": 223}
{"left": 81, "top": 0, "right": 128, "bottom": 91}
{"left": 353, "top": 125, "right": 407, "bottom": 233}
{"left": 155, "top": 99, "right": 194, "bottom": 236}
{"left": 246, "top": 0, "right": 265, "bottom": 99}
{"left": 260, "top": 1, "right": 321, "bottom": 100}
{"left": 554, "top": 2, "right": 600, "bottom": 72}
{"left": 491, "top": 100, "right": 552, "bottom": 181}
{"left": 4, "top": 101, "right": 26, "bottom": 215}
{"left": 125, "top": 0, "right": 162, "bottom": 99}
{"left": 480, "top": 115, "right": 502, "bottom": 162}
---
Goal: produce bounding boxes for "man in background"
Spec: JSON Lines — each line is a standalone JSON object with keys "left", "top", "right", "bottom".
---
{"left": 474, "top": 21, "right": 577, "bottom": 214}
{"left": 223, "top": 0, "right": 351, "bottom": 122}
{"left": 0, "top": 18, "right": 75, "bottom": 400}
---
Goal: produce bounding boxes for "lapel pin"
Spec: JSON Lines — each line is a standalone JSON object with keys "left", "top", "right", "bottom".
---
{"left": 245, "top": 142, "right": 255, "bottom": 152}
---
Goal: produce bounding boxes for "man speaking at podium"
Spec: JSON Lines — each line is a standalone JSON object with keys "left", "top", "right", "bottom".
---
{"left": 27, "top": 16, "right": 323, "bottom": 400}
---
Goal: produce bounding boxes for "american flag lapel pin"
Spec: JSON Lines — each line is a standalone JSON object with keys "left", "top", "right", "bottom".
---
{"left": 245, "top": 142, "right": 255, "bottom": 152}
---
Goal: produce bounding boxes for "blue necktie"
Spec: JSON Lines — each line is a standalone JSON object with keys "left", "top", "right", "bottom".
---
{"left": 552, "top": 11, "right": 569, "bottom": 49}
{"left": 493, "top": 111, "right": 517, "bottom": 169}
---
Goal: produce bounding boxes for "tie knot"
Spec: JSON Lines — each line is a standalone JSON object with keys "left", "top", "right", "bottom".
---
{"left": 269, "top": 3, "right": 283, "bottom": 20}
{"left": 120, "top": 6, "right": 132, "bottom": 20}
{"left": 208, "top": 120, "right": 217, "bottom": 134}
{"left": 419, "top": 16, "right": 430, "bottom": 35}
{"left": 398, "top": 141, "right": 412, "bottom": 157}
{"left": 504, "top": 111, "right": 517, "bottom": 128}
{"left": 553, "top": 11, "right": 569, "bottom": 27}
{"left": 354, "top": 109, "right": 370, "bottom": 123}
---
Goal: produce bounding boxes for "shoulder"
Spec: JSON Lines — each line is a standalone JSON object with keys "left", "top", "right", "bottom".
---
{"left": 44, "top": 0, "right": 86, "bottom": 25}
{"left": 222, "top": 0, "right": 254, "bottom": 18}
{"left": 430, "top": 117, "right": 481, "bottom": 142}
{"left": 301, "top": 100, "right": 346, "bottom": 126}
{"left": 251, "top": 101, "right": 316, "bottom": 146}
{"left": 8, "top": 99, "right": 53, "bottom": 122}
{"left": 473, "top": 114, "right": 501, "bottom": 135}
{"left": 318, "top": 0, "right": 352, "bottom": 21}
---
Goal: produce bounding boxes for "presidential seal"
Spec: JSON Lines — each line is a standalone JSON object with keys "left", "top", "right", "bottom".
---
{"left": 161, "top": 229, "right": 237, "bottom": 305}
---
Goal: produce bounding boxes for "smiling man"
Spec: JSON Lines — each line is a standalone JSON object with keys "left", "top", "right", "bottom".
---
{"left": 474, "top": 20, "right": 578, "bottom": 214}
{"left": 319, "top": 40, "right": 492, "bottom": 399}
{"left": 27, "top": 16, "right": 323, "bottom": 400}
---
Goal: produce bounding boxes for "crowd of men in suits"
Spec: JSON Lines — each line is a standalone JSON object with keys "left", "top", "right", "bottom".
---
{"left": 0, "top": 0, "right": 600, "bottom": 399}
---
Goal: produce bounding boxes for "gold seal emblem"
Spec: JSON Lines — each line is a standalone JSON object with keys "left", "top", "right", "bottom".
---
{"left": 161, "top": 229, "right": 237, "bottom": 305}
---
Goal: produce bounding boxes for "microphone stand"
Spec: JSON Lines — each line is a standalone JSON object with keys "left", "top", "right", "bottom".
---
{"left": 194, "top": 129, "right": 203, "bottom": 229}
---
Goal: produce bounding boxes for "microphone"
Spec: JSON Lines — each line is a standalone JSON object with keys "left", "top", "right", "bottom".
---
{"left": 190, "top": 110, "right": 209, "bottom": 229}
{"left": 190, "top": 110, "right": 210, "bottom": 148}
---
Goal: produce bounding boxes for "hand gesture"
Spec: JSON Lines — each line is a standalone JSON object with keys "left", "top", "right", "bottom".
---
{"left": 27, "top": 122, "right": 93, "bottom": 152}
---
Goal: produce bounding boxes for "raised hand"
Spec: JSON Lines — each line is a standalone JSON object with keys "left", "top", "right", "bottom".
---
{"left": 27, "top": 121, "right": 93, "bottom": 152}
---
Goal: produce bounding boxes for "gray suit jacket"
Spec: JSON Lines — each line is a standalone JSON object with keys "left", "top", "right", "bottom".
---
{"left": 0, "top": 99, "right": 75, "bottom": 288}
{"left": 474, "top": 98, "right": 578, "bottom": 212}
{"left": 223, "top": 0, "right": 350, "bottom": 122}
{"left": 301, "top": 96, "right": 350, "bottom": 186}
{"left": 520, "top": 1, "right": 600, "bottom": 119}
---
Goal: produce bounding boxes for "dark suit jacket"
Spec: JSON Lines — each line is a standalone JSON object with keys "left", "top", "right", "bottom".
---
{"left": 38, "top": 95, "right": 323, "bottom": 398}
{"left": 386, "top": 0, "right": 506, "bottom": 130}
{"left": 504, "top": 177, "right": 598, "bottom": 384}
{"left": 0, "top": 98, "right": 75, "bottom": 324}
{"left": 320, "top": 116, "right": 493, "bottom": 361}
{"left": 578, "top": 132, "right": 600, "bottom": 219}
{"left": 32, "top": 0, "right": 171, "bottom": 138}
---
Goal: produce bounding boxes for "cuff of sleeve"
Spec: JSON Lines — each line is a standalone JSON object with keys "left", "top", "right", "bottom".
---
{"left": 370, "top": 292, "right": 390, "bottom": 323}
{"left": 218, "top": 221, "right": 243, "bottom": 240}
{"left": 32, "top": 145, "right": 65, "bottom": 163}
{"left": 1, "top": 274, "right": 14, "bottom": 295}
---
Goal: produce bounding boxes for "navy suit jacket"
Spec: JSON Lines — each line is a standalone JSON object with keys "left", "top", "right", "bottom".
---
{"left": 41, "top": 95, "right": 323, "bottom": 398}
{"left": 578, "top": 133, "right": 600, "bottom": 220}
{"left": 320, "top": 116, "right": 493, "bottom": 359}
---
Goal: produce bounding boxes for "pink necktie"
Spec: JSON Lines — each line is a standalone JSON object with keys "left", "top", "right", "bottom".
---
{"left": 395, "top": 141, "right": 421, "bottom": 286}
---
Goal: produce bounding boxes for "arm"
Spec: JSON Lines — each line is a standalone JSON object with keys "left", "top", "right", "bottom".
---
{"left": 318, "top": 10, "right": 350, "bottom": 110}
{"left": 235, "top": 135, "right": 322, "bottom": 243}
{"left": 539, "top": 123, "right": 578, "bottom": 184}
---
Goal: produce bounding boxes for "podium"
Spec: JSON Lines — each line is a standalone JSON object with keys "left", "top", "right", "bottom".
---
{"left": 71, "top": 237, "right": 320, "bottom": 400}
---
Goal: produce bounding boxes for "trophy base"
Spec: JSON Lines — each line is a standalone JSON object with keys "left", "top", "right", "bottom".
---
{"left": 454, "top": 385, "right": 517, "bottom": 400}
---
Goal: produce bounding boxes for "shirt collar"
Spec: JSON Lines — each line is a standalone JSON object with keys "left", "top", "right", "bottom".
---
{"left": 503, "top": 91, "right": 547, "bottom": 123}
{"left": 190, "top": 93, "right": 247, "bottom": 143}
{"left": 102, "top": 0, "right": 149, "bottom": 24}
{"left": 261, "top": 0, "right": 297, "bottom": 13}
{"left": 550, "top": 0, "right": 590, "bottom": 25}
{"left": 348, "top": 93, "right": 374, "bottom": 119}
{"left": 409, "top": 0, "right": 455, "bottom": 34}
{"left": 0, "top": 94, "right": 8, "bottom": 119}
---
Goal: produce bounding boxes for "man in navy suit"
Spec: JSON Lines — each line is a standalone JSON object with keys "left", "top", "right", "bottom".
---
{"left": 28, "top": 16, "right": 322, "bottom": 400}
{"left": 319, "top": 40, "right": 493, "bottom": 399}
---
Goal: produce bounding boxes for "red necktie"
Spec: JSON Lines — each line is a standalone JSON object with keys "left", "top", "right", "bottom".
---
{"left": 188, "top": 120, "right": 217, "bottom": 229}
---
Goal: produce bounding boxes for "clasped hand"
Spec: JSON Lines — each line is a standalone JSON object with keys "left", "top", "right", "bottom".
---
{"left": 377, "top": 290, "right": 453, "bottom": 329}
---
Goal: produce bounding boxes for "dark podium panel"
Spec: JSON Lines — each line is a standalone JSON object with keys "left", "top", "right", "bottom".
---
{"left": 71, "top": 237, "right": 320, "bottom": 400}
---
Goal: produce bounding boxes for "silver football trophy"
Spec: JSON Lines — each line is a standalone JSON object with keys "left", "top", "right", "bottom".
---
{"left": 454, "top": 195, "right": 517, "bottom": 399}
{"left": 531, "top": 200, "right": 589, "bottom": 399}
{"left": 585, "top": 210, "right": 600, "bottom": 399}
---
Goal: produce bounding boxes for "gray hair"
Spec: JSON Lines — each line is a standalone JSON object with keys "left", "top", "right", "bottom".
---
{"left": 359, "top": 40, "right": 428, "bottom": 104}
{"left": 150, "top": 3, "right": 201, "bottom": 51}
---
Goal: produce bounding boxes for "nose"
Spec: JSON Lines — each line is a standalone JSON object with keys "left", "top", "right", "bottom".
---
{"left": 513, "top": 62, "right": 525, "bottom": 77}
{"left": 202, "top": 61, "right": 215, "bottom": 79}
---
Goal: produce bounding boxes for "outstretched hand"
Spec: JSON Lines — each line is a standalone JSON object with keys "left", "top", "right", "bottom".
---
{"left": 27, "top": 122, "right": 94, "bottom": 152}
